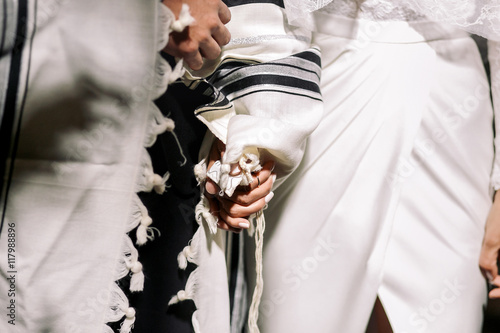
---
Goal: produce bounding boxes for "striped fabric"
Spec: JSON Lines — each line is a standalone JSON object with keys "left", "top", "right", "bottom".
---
{"left": 193, "top": 46, "right": 323, "bottom": 182}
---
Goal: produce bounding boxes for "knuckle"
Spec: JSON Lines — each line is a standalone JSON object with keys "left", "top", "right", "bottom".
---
{"left": 180, "top": 41, "right": 199, "bottom": 56}
{"left": 238, "top": 196, "right": 252, "bottom": 206}
{"left": 206, "top": 16, "right": 219, "bottom": 29}
{"left": 483, "top": 237, "right": 499, "bottom": 250}
{"left": 227, "top": 205, "right": 243, "bottom": 217}
{"left": 225, "top": 219, "right": 239, "bottom": 228}
{"left": 479, "top": 258, "right": 493, "bottom": 270}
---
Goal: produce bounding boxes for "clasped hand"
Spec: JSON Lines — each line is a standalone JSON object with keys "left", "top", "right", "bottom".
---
{"left": 205, "top": 139, "right": 276, "bottom": 233}
{"left": 162, "top": 0, "right": 231, "bottom": 70}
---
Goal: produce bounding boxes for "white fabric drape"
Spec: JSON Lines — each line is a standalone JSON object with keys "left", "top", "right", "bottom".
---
{"left": 0, "top": 1, "right": 183, "bottom": 332}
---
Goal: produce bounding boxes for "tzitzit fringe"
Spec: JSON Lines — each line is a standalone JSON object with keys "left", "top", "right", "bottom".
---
{"left": 103, "top": 2, "right": 191, "bottom": 332}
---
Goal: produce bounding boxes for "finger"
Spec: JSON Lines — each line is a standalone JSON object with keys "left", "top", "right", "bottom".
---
{"left": 208, "top": 138, "right": 225, "bottom": 169}
{"left": 219, "top": 196, "right": 267, "bottom": 219}
{"left": 249, "top": 161, "right": 276, "bottom": 191}
{"left": 229, "top": 174, "right": 275, "bottom": 205}
{"left": 207, "top": 195, "right": 220, "bottom": 220}
{"left": 199, "top": 37, "right": 222, "bottom": 60}
{"left": 166, "top": 29, "right": 204, "bottom": 70}
{"left": 211, "top": 23, "right": 231, "bottom": 47}
{"left": 205, "top": 178, "right": 220, "bottom": 196}
{"left": 218, "top": 1, "right": 231, "bottom": 24}
{"left": 479, "top": 247, "right": 499, "bottom": 280}
{"left": 492, "top": 275, "right": 500, "bottom": 287}
{"left": 183, "top": 49, "right": 204, "bottom": 70}
{"left": 489, "top": 281, "right": 500, "bottom": 299}
{"left": 244, "top": 161, "right": 275, "bottom": 192}
{"left": 217, "top": 220, "right": 241, "bottom": 233}
{"left": 219, "top": 208, "right": 250, "bottom": 229}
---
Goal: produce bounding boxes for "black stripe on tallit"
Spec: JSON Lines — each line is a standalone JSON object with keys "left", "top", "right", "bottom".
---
{"left": 212, "top": 61, "right": 321, "bottom": 85}
{"left": 219, "top": 74, "right": 321, "bottom": 97}
{"left": 0, "top": 0, "right": 33, "bottom": 235}
{"left": 223, "top": 0, "right": 284, "bottom": 8}
{"left": 230, "top": 88, "right": 322, "bottom": 102}
{"left": 291, "top": 49, "right": 322, "bottom": 67}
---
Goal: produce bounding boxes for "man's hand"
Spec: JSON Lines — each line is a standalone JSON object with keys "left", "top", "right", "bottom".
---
{"left": 162, "top": 0, "right": 231, "bottom": 70}
{"left": 205, "top": 139, "right": 275, "bottom": 233}
{"left": 480, "top": 191, "right": 500, "bottom": 297}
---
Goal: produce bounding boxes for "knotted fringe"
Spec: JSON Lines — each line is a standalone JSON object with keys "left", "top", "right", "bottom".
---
{"left": 233, "top": 150, "right": 265, "bottom": 333}
{"left": 168, "top": 267, "right": 199, "bottom": 305}
{"left": 143, "top": 105, "right": 187, "bottom": 171}
{"left": 247, "top": 211, "right": 265, "bottom": 333}
{"left": 127, "top": 195, "right": 160, "bottom": 246}
{"left": 177, "top": 230, "right": 201, "bottom": 269}
{"left": 194, "top": 160, "right": 207, "bottom": 185}
{"left": 104, "top": 2, "right": 193, "bottom": 332}
{"left": 113, "top": 236, "right": 145, "bottom": 292}
{"left": 104, "top": 284, "right": 137, "bottom": 333}
{"left": 136, "top": 150, "right": 171, "bottom": 195}
{"left": 169, "top": 162, "right": 206, "bottom": 330}
{"left": 173, "top": 147, "right": 267, "bottom": 333}
{"left": 169, "top": 257, "right": 202, "bottom": 333}
{"left": 195, "top": 196, "right": 218, "bottom": 234}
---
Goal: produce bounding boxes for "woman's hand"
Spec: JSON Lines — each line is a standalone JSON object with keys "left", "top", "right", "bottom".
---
{"left": 204, "top": 139, "right": 275, "bottom": 233}
{"left": 480, "top": 191, "right": 500, "bottom": 298}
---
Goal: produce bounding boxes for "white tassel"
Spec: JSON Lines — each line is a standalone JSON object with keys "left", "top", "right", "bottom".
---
{"left": 119, "top": 307, "right": 136, "bottom": 333}
{"left": 145, "top": 106, "right": 176, "bottom": 147}
{"left": 157, "top": 1, "right": 174, "bottom": 50}
{"left": 145, "top": 171, "right": 170, "bottom": 194}
{"left": 169, "top": 59, "right": 186, "bottom": 84}
{"left": 192, "top": 310, "right": 201, "bottom": 333}
{"left": 105, "top": 284, "right": 130, "bottom": 324}
{"left": 136, "top": 215, "right": 155, "bottom": 246}
{"left": 177, "top": 251, "right": 188, "bottom": 270}
{"left": 247, "top": 213, "right": 257, "bottom": 237}
{"left": 117, "top": 237, "right": 145, "bottom": 292}
{"left": 248, "top": 211, "right": 266, "bottom": 333}
{"left": 169, "top": 290, "right": 189, "bottom": 305}
{"left": 157, "top": 116, "right": 175, "bottom": 134}
{"left": 171, "top": 4, "right": 195, "bottom": 32}
{"left": 156, "top": 172, "right": 170, "bottom": 194}
{"left": 238, "top": 148, "right": 262, "bottom": 186}
{"left": 195, "top": 196, "right": 218, "bottom": 233}
{"left": 177, "top": 244, "right": 195, "bottom": 270}
{"left": 128, "top": 261, "right": 145, "bottom": 293}
{"left": 168, "top": 268, "right": 198, "bottom": 305}
{"left": 194, "top": 160, "right": 207, "bottom": 184}
{"left": 127, "top": 195, "right": 147, "bottom": 233}
{"left": 153, "top": 106, "right": 175, "bottom": 134}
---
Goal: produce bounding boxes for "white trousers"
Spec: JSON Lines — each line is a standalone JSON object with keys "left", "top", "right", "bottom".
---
{"left": 252, "top": 16, "right": 492, "bottom": 333}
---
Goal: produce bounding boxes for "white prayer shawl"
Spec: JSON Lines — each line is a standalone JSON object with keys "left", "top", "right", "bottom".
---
{"left": 170, "top": 2, "right": 324, "bottom": 333}
{"left": 0, "top": 1, "right": 186, "bottom": 332}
